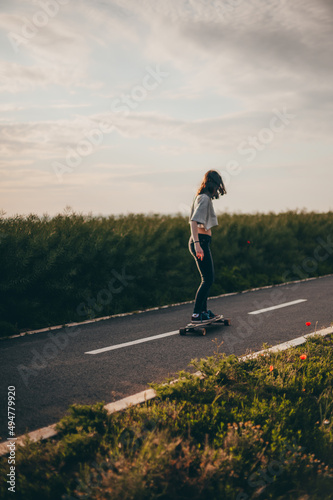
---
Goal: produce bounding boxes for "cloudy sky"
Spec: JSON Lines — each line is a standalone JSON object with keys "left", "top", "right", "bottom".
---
{"left": 1, "top": 0, "right": 332, "bottom": 218}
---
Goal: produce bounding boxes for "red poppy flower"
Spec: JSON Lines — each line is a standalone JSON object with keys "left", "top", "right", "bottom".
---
{"left": 300, "top": 354, "right": 307, "bottom": 360}
{"left": 305, "top": 322, "right": 311, "bottom": 326}
{"left": 269, "top": 365, "right": 274, "bottom": 372}
{"left": 247, "top": 240, "right": 251, "bottom": 244}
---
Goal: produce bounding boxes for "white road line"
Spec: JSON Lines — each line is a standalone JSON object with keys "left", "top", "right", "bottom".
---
{"left": 248, "top": 299, "right": 307, "bottom": 315}
{"left": 85, "top": 330, "right": 179, "bottom": 354}
{"left": 87, "top": 298, "right": 308, "bottom": 354}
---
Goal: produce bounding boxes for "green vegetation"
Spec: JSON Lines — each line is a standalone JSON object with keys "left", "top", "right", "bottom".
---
{"left": 1, "top": 334, "right": 333, "bottom": 499}
{"left": 0, "top": 210, "right": 332, "bottom": 334}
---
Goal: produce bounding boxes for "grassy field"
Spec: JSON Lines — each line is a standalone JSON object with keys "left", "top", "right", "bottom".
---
{"left": 0, "top": 210, "right": 332, "bottom": 335}
{"left": 1, "top": 333, "right": 333, "bottom": 499}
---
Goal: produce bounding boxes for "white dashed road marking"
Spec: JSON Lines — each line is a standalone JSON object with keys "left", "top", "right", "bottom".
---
{"left": 248, "top": 299, "right": 307, "bottom": 315}
{"left": 85, "top": 330, "right": 179, "bottom": 354}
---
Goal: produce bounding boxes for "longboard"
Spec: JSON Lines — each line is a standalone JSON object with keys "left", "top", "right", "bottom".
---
{"left": 179, "top": 315, "right": 231, "bottom": 336}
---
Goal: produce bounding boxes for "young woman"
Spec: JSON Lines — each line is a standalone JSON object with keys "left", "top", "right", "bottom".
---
{"left": 188, "top": 170, "right": 227, "bottom": 323}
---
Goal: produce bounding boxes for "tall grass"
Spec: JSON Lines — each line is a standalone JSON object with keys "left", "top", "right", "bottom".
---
{"left": 1, "top": 334, "right": 333, "bottom": 499}
{"left": 0, "top": 210, "right": 332, "bottom": 334}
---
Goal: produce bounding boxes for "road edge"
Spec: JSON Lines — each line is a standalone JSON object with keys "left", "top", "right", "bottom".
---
{"left": 4, "top": 273, "right": 333, "bottom": 341}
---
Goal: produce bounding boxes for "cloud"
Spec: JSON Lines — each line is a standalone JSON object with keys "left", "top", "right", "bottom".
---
{"left": 0, "top": 103, "right": 25, "bottom": 113}
{"left": 92, "top": 104, "right": 333, "bottom": 153}
{"left": 0, "top": 98, "right": 331, "bottom": 177}
{"left": 0, "top": 102, "right": 91, "bottom": 112}
{"left": 0, "top": 167, "right": 57, "bottom": 191}
{"left": 0, "top": 5, "right": 101, "bottom": 93}
{"left": 124, "top": 0, "right": 333, "bottom": 110}
{"left": 0, "top": 61, "right": 62, "bottom": 93}
{"left": 0, "top": 116, "right": 106, "bottom": 160}
{"left": 0, "top": 162, "right": 186, "bottom": 193}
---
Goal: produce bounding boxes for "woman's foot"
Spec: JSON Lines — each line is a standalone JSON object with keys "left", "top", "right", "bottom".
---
{"left": 205, "top": 309, "right": 217, "bottom": 319}
{"left": 191, "top": 312, "right": 211, "bottom": 323}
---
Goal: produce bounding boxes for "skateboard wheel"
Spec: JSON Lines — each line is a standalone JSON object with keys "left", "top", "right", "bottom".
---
{"left": 224, "top": 319, "right": 231, "bottom": 326}
{"left": 201, "top": 328, "right": 206, "bottom": 336}
{"left": 179, "top": 329, "right": 186, "bottom": 336}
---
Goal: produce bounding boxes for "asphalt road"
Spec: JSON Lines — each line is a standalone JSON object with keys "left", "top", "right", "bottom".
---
{"left": 1, "top": 274, "right": 332, "bottom": 441}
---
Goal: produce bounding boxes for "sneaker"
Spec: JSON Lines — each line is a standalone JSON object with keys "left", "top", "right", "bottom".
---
{"left": 191, "top": 312, "right": 211, "bottom": 324}
{"left": 205, "top": 310, "right": 218, "bottom": 320}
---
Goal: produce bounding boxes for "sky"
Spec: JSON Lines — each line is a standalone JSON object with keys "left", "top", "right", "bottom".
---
{"left": 0, "top": 0, "right": 332, "bottom": 218}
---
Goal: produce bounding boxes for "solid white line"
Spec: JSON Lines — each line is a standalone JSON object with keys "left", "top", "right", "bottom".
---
{"left": 104, "top": 389, "right": 157, "bottom": 414}
{"left": 1, "top": 325, "right": 332, "bottom": 456}
{"left": 248, "top": 299, "right": 307, "bottom": 315}
{"left": 85, "top": 330, "right": 180, "bottom": 354}
{"left": 0, "top": 424, "right": 58, "bottom": 457}
{"left": 241, "top": 326, "right": 332, "bottom": 360}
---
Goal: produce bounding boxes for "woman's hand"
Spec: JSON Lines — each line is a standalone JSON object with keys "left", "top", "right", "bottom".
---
{"left": 195, "top": 242, "right": 204, "bottom": 261}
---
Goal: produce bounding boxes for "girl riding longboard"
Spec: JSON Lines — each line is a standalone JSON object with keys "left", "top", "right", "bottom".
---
{"left": 188, "top": 170, "right": 227, "bottom": 325}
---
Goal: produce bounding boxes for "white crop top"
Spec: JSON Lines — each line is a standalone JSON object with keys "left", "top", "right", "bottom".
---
{"left": 189, "top": 193, "right": 218, "bottom": 231}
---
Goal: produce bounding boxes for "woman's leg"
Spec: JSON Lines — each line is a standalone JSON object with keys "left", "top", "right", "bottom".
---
{"left": 189, "top": 236, "right": 215, "bottom": 314}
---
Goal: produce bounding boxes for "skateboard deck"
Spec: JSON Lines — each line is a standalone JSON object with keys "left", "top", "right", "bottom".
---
{"left": 179, "top": 315, "right": 231, "bottom": 336}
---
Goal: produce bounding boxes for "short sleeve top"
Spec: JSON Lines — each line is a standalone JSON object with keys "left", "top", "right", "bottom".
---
{"left": 189, "top": 193, "right": 218, "bottom": 231}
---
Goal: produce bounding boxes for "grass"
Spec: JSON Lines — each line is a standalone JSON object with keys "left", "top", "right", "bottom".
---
{"left": 1, "top": 333, "right": 333, "bottom": 499}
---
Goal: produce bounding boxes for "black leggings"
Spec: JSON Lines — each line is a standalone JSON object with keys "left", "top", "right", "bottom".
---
{"left": 188, "top": 234, "right": 215, "bottom": 314}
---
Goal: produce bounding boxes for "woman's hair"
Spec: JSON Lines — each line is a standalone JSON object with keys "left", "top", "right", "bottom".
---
{"left": 196, "top": 170, "right": 227, "bottom": 199}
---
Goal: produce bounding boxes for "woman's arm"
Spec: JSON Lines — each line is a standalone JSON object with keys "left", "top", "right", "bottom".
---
{"left": 190, "top": 220, "right": 204, "bottom": 261}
